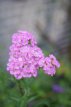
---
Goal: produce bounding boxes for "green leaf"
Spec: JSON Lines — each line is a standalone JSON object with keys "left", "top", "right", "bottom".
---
{"left": 28, "top": 95, "right": 39, "bottom": 103}
{"left": 34, "top": 99, "right": 50, "bottom": 107}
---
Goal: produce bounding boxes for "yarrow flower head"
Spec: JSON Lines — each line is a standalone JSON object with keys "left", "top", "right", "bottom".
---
{"left": 43, "top": 54, "right": 60, "bottom": 76}
{"left": 7, "top": 31, "right": 60, "bottom": 79}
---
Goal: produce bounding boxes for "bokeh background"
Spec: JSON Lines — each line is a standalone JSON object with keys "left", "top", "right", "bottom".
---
{"left": 0, "top": 0, "right": 71, "bottom": 107}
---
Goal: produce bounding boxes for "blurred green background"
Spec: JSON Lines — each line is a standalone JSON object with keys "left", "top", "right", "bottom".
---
{"left": 0, "top": 0, "right": 71, "bottom": 107}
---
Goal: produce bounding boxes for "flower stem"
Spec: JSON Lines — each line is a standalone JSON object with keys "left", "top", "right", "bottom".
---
{"left": 17, "top": 80, "right": 24, "bottom": 96}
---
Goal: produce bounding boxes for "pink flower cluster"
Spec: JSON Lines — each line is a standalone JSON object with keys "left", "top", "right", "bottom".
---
{"left": 7, "top": 31, "right": 60, "bottom": 79}
{"left": 43, "top": 54, "right": 60, "bottom": 76}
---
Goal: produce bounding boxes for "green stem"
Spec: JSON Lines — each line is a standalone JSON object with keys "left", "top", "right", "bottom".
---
{"left": 17, "top": 80, "right": 24, "bottom": 96}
